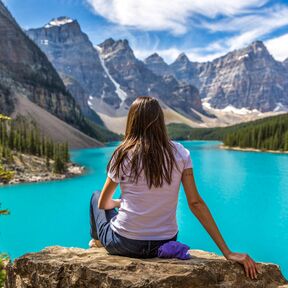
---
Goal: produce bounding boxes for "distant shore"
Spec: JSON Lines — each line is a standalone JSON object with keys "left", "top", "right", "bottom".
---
{"left": 0, "top": 153, "right": 85, "bottom": 186}
{"left": 220, "top": 144, "right": 288, "bottom": 154}
{"left": 6, "top": 163, "right": 85, "bottom": 185}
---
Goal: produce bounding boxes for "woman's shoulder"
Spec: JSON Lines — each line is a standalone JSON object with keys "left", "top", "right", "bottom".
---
{"left": 171, "top": 140, "right": 186, "bottom": 149}
{"left": 171, "top": 141, "right": 193, "bottom": 169}
{"left": 171, "top": 141, "right": 190, "bottom": 157}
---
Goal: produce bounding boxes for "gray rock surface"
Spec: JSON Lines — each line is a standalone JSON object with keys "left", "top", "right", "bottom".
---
{"left": 27, "top": 18, "right": 119, "bottom": 120}
{"left": 27, "top": 18, "right": 205, "bottom": 121}
{"left": 170, "top": 53, "right": 201, "bottom": 88}
{"left": 5, "top": 246, "right": 288, "bottom": 288}
{"left": 98, "top": 38, "right": 205, "bottom": 118}
{"left": 283, "top": 58, "right": 288, "bottom": 70}
{"left": 146, "top": 41, "right": 288, "bottom": 112}
{"left": 0, "top": 2, "right": 100, "bottom": 147}
{"left": 144, "top": 53, "right": 171, "bottom": 76}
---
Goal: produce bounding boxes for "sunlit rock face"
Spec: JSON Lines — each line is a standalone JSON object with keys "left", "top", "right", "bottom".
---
{"left": 27, "top": 17, "right": 118, "bottom": 123}
{"left": 5, "top": 246, "right": 288, "bottom": 288}
{"left": 28, "top": 18, "right": 205, "bottom": 121}
{"left": 0, "top": 3, "right": 84, "bottom": 130}
{"left": 146, "top": 41, "right": 288, "bottom": 113}
{"left": 0, "top": 2, "right": 103, "bottom": 146}
{"left": 144, "top": 53, "right": 171, "bottom": 76}
{"left": 97, "top": 38, "right": 205, "bottom": 118}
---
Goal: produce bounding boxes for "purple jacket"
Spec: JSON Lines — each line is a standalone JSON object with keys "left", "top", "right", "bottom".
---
{"left": 158, "top": 241, "right": 191, "bottom": 260}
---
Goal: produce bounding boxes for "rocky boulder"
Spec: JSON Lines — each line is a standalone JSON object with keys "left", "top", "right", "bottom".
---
{"left": 5, "top": 246, "right": 288, "bottom": 288}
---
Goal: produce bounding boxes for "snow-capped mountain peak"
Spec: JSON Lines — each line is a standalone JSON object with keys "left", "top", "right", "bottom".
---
{"left": 44, "top": 17, "right": 74, "bottom": 28}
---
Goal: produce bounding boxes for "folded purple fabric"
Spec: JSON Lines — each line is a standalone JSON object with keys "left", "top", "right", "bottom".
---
{"left": 157, "top": 241, "right": 191, "bottom": 260}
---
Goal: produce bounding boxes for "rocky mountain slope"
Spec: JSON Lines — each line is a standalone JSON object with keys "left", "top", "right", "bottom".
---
{"left": 284, "top": 58, "right": 288, "bottom": 70}
{"left": 27, "top": 20, "right": 206, "bottom": 124}
{"left": 146, "top": 41, "right": 288, "bottom": 113}
{"left": 143, "top": 53, "right": 171, "bottom": 77}
{"left": 0, "top": 2, "right": 103, "bottom": 147}
{"left": 27, "top": 17, "right": 119, "bottom": 123}
{"left": 26, "top": 16, "right": 288, "bottom": 132}
{"left": 5, "top": 246, "right": 288, "bottom": 288}
{"left": 97, "top": 38, "right": 204, "bottom": 118}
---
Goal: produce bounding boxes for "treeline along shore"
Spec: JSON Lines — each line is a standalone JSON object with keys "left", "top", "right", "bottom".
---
{"left": 0, "top": 114, "right": 84, "bottom": 185}
{"left": 1, "top": 111, "right": 287, "bottom": 185}
{"left": 167, "top": 113, "right": 288, "bottom": 153}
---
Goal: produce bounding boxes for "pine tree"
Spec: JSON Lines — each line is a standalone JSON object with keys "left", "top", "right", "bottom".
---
{"left": 0, "top": 114, "right": 71, "bottom": 178}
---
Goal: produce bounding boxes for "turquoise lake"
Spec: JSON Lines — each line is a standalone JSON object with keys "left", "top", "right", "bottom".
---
{"left": 0, "top": 141, "right": 288, "bottom": 278}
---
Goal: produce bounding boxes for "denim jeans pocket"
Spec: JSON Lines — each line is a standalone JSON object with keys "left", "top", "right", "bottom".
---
{"left": 105, "top": 240, "right": 122, "bottom": 255}
{"left": 106, "top": 235, "right": 147, "bottom": 258}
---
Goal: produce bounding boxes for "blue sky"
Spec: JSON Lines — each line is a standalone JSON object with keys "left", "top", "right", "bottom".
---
{"left": 3, "top": 0, "right": 288, "bottom": 63}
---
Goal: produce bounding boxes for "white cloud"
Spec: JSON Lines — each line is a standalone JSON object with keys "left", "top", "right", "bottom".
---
{"left": 86, "top": 0, "right": 267, "bottom": 35}
{"left": 202, "top": 5, "right": 288, "bottom": 50}
{"left": 85, "top": 1, "right": 288, "bottom": 63}
{"left": 201, "top": 5, "right": 288, "bottom": 32}
{"left": 265, "top": 34, "right": 288, "bottom": 61}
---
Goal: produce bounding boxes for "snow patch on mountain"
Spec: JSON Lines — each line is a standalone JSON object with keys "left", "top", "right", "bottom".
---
{"left": 95, "top": 46, "right": 128, "bottom": 103}
{"left": 45, "top": 17, "right": 74, "bottom": 28}
{"left": 238, "top": 54, "right": 249, "bottom": 60}
{"left": 273, "top": 102, "right": 288, "bottom": 112}
{"left": 203, "top": 98, "right": 261, "bottom": 115}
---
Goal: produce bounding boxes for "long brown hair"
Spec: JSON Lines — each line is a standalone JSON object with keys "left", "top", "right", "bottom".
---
{"left": 107, "top": 96, "right": 178, "bottom": 188}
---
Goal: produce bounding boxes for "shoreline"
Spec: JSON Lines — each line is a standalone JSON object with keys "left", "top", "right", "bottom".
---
{"left": 219, "top": 144, "right": 288, "bottom": 154}
{"left": 7, "top": 163, "right": 86, "bottom": 185}
{"left": 0, "top": 153, "right": 86, "bottom": 186}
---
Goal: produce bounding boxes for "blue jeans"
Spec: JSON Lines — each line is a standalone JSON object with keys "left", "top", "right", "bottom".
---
{"left": 89, "top": 191, "right": 177, "bottom": 258}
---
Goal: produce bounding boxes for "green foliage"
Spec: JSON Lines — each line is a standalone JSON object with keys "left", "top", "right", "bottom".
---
{"left": 167, "top": 113, "right": 288, "bottom": 152}
{"left": 0, "top": 114, "right": 11, "bottom": 121}
{"left": 0, "top": 203, "right": 9, "bottom": 216}
{"left": 167, "top": 123, "right": 229, "bottom": 141}
{"left": 0, "top": 204, "right": 9, "bottom": 287}
{"left": 53, "top": 144, "right": 68, "bottom": 174}
{"left": 223, "top": 114, "right": 288, "bottom": 151}
{"left": 0, "top": 164, "right": 14, "bottom": 183}
{"left": 0, "top": 115, "right": 71, "bottom": 179}
{"left": 0, "top": 255, "right": 6, "bottom": 288}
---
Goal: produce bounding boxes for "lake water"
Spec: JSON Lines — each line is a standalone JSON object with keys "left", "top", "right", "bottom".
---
{"left": 0, "top": 141, "right": 288, "bottom": 278}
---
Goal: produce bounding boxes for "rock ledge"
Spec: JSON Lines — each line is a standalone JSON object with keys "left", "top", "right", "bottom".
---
{"left": 5, "top": 246, "right": 288, "bottom": 288}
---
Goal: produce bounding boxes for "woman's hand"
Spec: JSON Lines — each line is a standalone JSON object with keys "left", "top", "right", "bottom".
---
{"left": 226, "top": 252, "right": 259, "bottom": 279}
{"left": 113, "top": 199, "right": 121, "bottom": 209}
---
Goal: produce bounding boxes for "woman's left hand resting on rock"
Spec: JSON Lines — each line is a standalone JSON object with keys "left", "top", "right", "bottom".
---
{"left": 226, "top": 252, "right": 259, "bottom": 279}
{"left": 181, "top": 168, "right": 259, "bottom": 280}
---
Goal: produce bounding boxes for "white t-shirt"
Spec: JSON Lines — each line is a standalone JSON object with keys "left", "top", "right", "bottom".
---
{"left": 108, "top": 141, "right": 193, "bottom": 240}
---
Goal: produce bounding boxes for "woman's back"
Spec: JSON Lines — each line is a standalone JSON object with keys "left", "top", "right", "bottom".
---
{"left": 91, "top": 97, "right": 259, "bottom": 279}
{"left": 109, "top": 141, "right": 192, "bottom": 240}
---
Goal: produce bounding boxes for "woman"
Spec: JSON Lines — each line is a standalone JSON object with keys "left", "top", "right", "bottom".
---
{"left": 89, "top": 96, "right": 258, "bottom": 279}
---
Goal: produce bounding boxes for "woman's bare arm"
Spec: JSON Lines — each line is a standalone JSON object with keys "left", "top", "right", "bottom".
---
{"left": 98, "top": 177, "right": 121, "bottom": 210}
{"left": 181, "top": 168, "right": 258, "bottom": 279}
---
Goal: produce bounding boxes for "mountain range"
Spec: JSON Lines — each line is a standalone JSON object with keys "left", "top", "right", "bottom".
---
{"left": 0, "top": 3, "right": 118, "bottom": 147}
{"left": 27, "top": 16, "right": 288, "bottom": 133}
{"left": 1, "top": 3, "right": 287, "bottom": 140}
{"left": 145, "top": 41, "right": 288, "bottom": 113}
{"left": 27, "top": 18, "right": 206, "bottom": 127}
